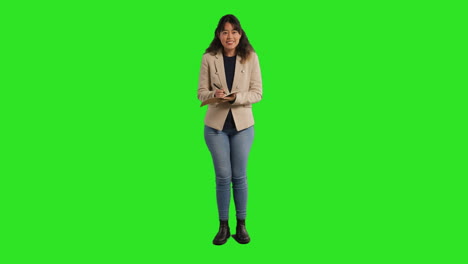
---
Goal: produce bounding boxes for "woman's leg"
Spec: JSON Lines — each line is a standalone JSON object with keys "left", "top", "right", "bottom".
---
{"left": 229, "top": 126, "right": 254, "bottom": 220}
{"left": 204, "top": 125, "right": 232, "bottom": 221}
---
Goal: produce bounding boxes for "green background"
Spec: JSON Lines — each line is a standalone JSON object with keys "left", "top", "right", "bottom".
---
{"left": 1, "top": 0, "right": 465, "bottom": 263}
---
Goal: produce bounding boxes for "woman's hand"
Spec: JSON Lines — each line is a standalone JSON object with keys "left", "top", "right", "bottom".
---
{"left": 223, "top": 93, "right": 236, "bottom": 102}
{"left": 215, "top": 89, "right": 226, "bottom": 98}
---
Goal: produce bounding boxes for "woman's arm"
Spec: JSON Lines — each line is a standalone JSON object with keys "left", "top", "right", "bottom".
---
{"left": 231, "top": 53, "right": 262, "bottom": 106}
{"left": 197, "top": 54, "right": 216, "bottom": 102}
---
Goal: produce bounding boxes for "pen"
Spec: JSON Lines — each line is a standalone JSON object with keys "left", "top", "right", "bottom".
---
{"left": 213, "top": 83, "right": 222, "bottom": 90}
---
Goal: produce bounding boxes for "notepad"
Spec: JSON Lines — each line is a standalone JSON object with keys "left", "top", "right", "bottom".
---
{"left": 200, "top": 94, "right": 235, "bottom": 107}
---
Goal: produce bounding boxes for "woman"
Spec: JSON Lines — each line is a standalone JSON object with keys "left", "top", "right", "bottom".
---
{"left": 198, "top": 14, "right": 262, "bottom": 245}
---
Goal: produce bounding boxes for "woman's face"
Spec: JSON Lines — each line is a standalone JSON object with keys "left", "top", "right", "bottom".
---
{"left": 219, "top": 22, "right": 241, "bottom": 55}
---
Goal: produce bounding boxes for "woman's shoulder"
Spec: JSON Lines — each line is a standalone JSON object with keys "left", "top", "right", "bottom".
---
{"left": 246, "top": 52, "right": 259, "bottom": 64}
{"left": 202, "top": 51, "right": 219, "bottom": 60}
{"left": 251, "top": 52, "right": 259, "bottom": 60}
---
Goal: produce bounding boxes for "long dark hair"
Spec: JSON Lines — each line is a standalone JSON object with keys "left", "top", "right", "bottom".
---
{"left": 205, "top": 14, "right": 255, "bottom": 63}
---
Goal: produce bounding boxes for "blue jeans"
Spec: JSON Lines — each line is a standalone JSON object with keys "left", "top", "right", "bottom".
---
{"left": 204, "top": 125, "right": 254, "bottom": 221}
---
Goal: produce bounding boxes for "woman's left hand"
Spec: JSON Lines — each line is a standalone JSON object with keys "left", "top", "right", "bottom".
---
{"left": 222, "top": 93, "right": 236, "bottom": 102}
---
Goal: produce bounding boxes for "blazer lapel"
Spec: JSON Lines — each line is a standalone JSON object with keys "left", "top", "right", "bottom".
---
{"left": 214, "top": 51, "right": 229, "bottom": 94}
{"left": 231, "top": 55, "right": 243, "bottom": 93}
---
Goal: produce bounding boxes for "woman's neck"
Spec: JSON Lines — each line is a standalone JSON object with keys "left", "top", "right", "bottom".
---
{"left": 223, "top": 49, "right": 236, "bottom": 57}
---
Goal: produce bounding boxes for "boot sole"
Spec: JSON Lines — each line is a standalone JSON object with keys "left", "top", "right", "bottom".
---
{"left": 213, "top": 240, "right": 228, "bottom": 245}
{"left": 232, "top": 234, "right": 250, "bottom": 244}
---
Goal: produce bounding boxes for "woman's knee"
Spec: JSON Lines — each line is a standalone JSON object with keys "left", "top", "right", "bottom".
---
{"left": 232, "top": 174, "right": 247, "bottom": 188}
{"left": 215, "top": 168, "right": 232, "bottom": 186}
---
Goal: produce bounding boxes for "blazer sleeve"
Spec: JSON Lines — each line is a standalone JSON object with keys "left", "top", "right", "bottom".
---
{"left": 197, "top": 54, "right": 216, "bottom": 102}
{"left": 231, "top": 53, "right": 263, "bottom": 106}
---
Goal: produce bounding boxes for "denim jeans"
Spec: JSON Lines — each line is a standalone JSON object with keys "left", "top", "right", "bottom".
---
{"left": 204, "top": 125, "right": 254, "bottom": 221}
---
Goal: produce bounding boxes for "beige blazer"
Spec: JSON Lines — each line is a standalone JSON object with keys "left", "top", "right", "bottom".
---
{"left": 198, "top": 51, "right": 262, "bottom": 131}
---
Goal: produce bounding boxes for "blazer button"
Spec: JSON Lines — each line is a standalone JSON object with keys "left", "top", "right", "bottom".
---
{"left": 241, "top": 70, "right": 245, "bottom": 73}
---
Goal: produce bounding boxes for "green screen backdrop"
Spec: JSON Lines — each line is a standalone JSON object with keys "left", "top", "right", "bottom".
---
{"left": 1, "top": 0, "right": 465, "bottom": 263}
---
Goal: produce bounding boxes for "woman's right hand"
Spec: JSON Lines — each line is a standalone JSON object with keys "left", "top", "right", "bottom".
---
{"left": 215, "top": 89, "right": 226, "bottom": 98}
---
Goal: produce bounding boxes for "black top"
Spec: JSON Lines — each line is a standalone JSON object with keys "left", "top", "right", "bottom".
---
{"left": 223, "top": 55, "right": 236, "bottom": 131}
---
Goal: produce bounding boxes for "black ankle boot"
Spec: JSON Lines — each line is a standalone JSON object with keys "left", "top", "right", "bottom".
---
{"left": 233, "top": 219, "right": 250, "bottom": 244}
{"left": 213, "top": 220, "right": 230, "bottom": 245}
